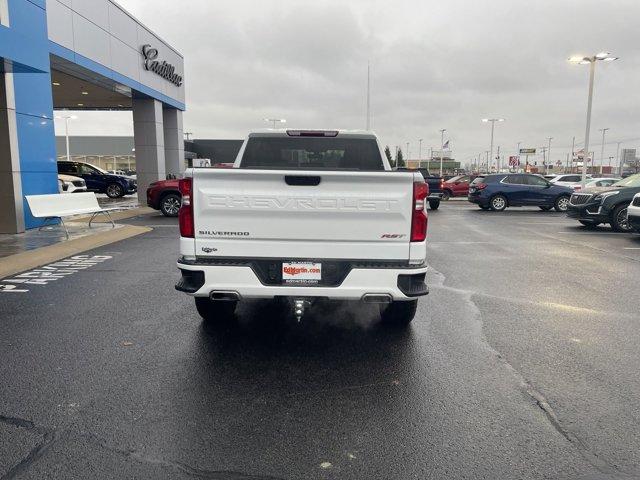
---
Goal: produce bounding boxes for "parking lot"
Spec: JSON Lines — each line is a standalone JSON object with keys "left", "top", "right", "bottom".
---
{"left": 2, "top": 201, "right": 640, "bottom": 479}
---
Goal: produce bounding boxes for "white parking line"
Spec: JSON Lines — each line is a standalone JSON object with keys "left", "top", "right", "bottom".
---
{"left": 623, "top": 247, "right": 640, "bottom": 250}
{"left": 556, "top": 231, "right": 620, "bottom": 235}
{"left": 429, "top": 241, "right": 493, "bottom": 244}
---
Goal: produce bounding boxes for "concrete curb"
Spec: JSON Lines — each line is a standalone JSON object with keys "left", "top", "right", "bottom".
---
{"left": 0, "top": 225, "right": 152, "bottom": 279}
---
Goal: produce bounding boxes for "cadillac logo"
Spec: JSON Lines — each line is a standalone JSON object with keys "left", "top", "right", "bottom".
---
{"left": 141, "top": 44, "right": 183, "bottom": 87}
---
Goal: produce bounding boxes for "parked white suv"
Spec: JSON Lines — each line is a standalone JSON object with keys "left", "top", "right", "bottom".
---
{"left": 175, "top": 130, "right": 429, "bottom": 326}
{"left": 628, "top": 193, "right": 640, "bottom": 233}
{"left": 548, "top": 174, "right": 592, "bottom": 188}
{"left": 58, "top": 174, "right": 87, "bottom": 193}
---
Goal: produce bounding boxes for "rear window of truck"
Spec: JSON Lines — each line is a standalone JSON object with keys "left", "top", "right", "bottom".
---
{"left": 240, "top": 137, "right": 384, "bottom": 171}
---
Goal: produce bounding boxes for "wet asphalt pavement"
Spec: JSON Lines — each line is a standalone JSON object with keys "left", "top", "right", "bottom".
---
{"left": 1, "top": 202, "right": 640, "bottom": 479}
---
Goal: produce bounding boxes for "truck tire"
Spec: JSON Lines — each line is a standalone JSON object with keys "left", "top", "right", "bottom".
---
{"left": 380, "top": 300, "right": 417, "bottom": 327}
{"left": 195, "top": 297, "right": 237, "bottom": 325}
{"left": 442, "top": 190, "right": 451, "bottom": 201}
{"left": 429, "top": 200, "right": 440, "bottom": 210}
{"left": 610, "top": 203, "right": 631, "bottom": 232}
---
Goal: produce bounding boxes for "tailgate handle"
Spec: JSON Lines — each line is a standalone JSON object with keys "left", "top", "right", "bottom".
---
{"left": 285, "top": 175, "right": 321, "bottom": 186}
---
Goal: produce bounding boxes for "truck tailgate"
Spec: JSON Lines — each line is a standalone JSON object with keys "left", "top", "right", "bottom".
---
{"left": 191, "top": 168, "right": 414, "bottom": 260}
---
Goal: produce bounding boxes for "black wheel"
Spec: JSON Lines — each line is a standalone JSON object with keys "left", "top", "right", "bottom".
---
{"left": 106, "top": 183, "right": 124, "bottom": 198}
{"left": 380, "top": 300, "right": 417, "bottom": 327}
{"left": 160, "top": 193, "right": 181, "bottom": 217}
{"left": 610, "top": 203, "right": 632, "bottom": 232}
{"left": 442, "top": 190, "right": 451, "bottom": 201}
{"left": 539, "top": 206, "right": 552, "bottom": 211}
{"left": 554, "top": 195, "right": 570, "bottom": 212}
{"left": 490, "top": 195, "right": 507, "bottom": 211}
{"left": 195, "top": 297, "right": 237, "bottom": 325}
{"left": 578, "top": 220, "right": 600, "bottom": 228}
{"left": 429, "top": 200, "right": 440, "bottom": 210}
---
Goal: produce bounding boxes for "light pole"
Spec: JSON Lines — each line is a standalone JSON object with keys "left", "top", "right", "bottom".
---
{"left": 547, "top": 137, "right": 553, "bottom": 172}
{"left": 568, "top": 52, "right": 619, "bottom": 187}
{"left": 616, "top": 141, "right": 622, "bottom": 176}
{"left": 55, "top": 114, "right": 78, "bottom": 162}
{"left": 599, "top": 127, "right": 609, "bottom": 174}
{"left": 439, "top": 129, "right": 446, "bottom": 176}
{"left": 482, "top": 118, "right": 504, "bottom": 174}
{"left": 264, "top": 118, "right": 286, "bottom": 129}
{"left": 406, "top": 142, "right": 410, "bottom": 162}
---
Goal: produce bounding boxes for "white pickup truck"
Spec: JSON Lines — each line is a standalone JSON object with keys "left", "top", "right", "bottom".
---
{"left": 175, "top": 129, "right": 429, "bottom": 326}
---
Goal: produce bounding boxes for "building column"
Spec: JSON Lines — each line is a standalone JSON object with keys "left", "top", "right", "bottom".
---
{"left": 133, "top": 98, "right": 165, "bottom": 205}
{"left": 163, "top": 108, "right": 184, "bottom": 177}
{"left": 0, "top": 71, "right": 25, "bottom": 233}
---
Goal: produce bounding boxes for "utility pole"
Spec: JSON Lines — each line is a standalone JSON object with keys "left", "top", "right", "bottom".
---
{"left": 419, "top": 138, "right": 423, "bottom": 163}
{"left": 496, "top": 145, "right": 501, "bottom": 172}
{"left": 599, "top": 128, "right": 609, "bottom": 175}
{"left": 366, "top": 62, "right": 371, "bottom": 130}
{"left": 439, "top": 129, "right": 446, "bottom": 176}
{"left": 406, "top": 142, "right": 410, "bottom": 162}
{"left": 616, "top": 142, "right": 622, "bottom": 176}
{"left": 547, "top": 137, "right": 553, "bottom": 172}
{"left": 569, "top": 136, "right": 575, "bottom": 173}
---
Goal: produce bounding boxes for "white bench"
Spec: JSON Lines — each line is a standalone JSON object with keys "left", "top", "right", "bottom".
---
{"left": 25, "top": 192, "right": 120, "bottom": 238}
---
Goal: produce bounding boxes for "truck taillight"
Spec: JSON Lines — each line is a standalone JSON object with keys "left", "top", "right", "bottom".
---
{"left": 411, "top": 181, "right": 428, "bottom": 242}
{"left": 440, "top": 179, "right": 444, "bottom": 190}
{"left": 178, "top": 177, "right": 194, "bottom": 238}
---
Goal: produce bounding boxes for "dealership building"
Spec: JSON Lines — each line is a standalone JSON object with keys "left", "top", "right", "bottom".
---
{"left": 0, "top": 0, "right": 185, "bottom": 233}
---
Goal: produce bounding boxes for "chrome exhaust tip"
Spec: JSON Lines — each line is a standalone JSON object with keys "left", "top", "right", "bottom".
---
{"left": 209, "top": 291, "right": 241, "bottom": 301}
{"left": 361, "top": 294, "right": 393, "bottom": 304}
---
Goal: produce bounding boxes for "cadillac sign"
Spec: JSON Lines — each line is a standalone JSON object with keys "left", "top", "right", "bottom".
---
{"left": 141, "top": 44, "right": 183, "bottom": 87}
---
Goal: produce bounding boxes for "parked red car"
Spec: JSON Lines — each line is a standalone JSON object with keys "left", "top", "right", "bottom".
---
{"left": 442, "top": 175, "right": 471, "bottom": 200}
{"left": 147, "top": 164, "right": 236, "bottom": 217}
{"left": 147, "top": 179, "right": 181, "bottom": 216}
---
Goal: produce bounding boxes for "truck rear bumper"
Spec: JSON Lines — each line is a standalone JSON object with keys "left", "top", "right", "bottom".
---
{"left": 176, "top": 260, "right": 428, "bottom": 301}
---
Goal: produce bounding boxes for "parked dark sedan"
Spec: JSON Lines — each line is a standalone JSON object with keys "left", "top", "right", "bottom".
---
{"left": 567, "top": 173, "right": 640, "bottom": 232}
{"left": 468, "top": 173, "right": 573, "bottom": 212}
{"left": 57, "top": 161, "right": 137, "bottom": 198}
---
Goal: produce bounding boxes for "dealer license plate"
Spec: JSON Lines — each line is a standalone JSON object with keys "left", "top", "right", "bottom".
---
{"left": 282, "top": 262, "right": 322, "bottom": 285}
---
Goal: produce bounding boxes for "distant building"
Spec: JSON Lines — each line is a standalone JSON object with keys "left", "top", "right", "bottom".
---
{"left": 406, "top": 157, "right": 461, "bottom": 173}
{"left": 55, "top": 136, "right": 243, "bottom": 171}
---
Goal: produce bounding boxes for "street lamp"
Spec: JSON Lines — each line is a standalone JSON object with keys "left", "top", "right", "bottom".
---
{"left": 55, "top": 114, "right": 78, "bottom": 162}
{"left": 482, "top": 118, "right": 504, "bottom": 174}
{"left": 547, "top": 137, "right": 553, "bottom": 172}
{"left": 599, "top": 127, "right": 609, "bottom": 174}
{"left": 264, "top": 118, "right": 286, "bottom": 129}
{"left": 439, "top": 129, "right": 446, "bottom": 176}
{"left": 568, "top": 52, "right": 619, "bottom": 187}
{"left": 419, "top": 138, "right": 423, "bottom": 162}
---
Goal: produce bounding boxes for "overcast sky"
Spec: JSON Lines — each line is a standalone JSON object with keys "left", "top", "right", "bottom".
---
{"left": 54, "top": 0, "right": 640, "bottom": 167}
